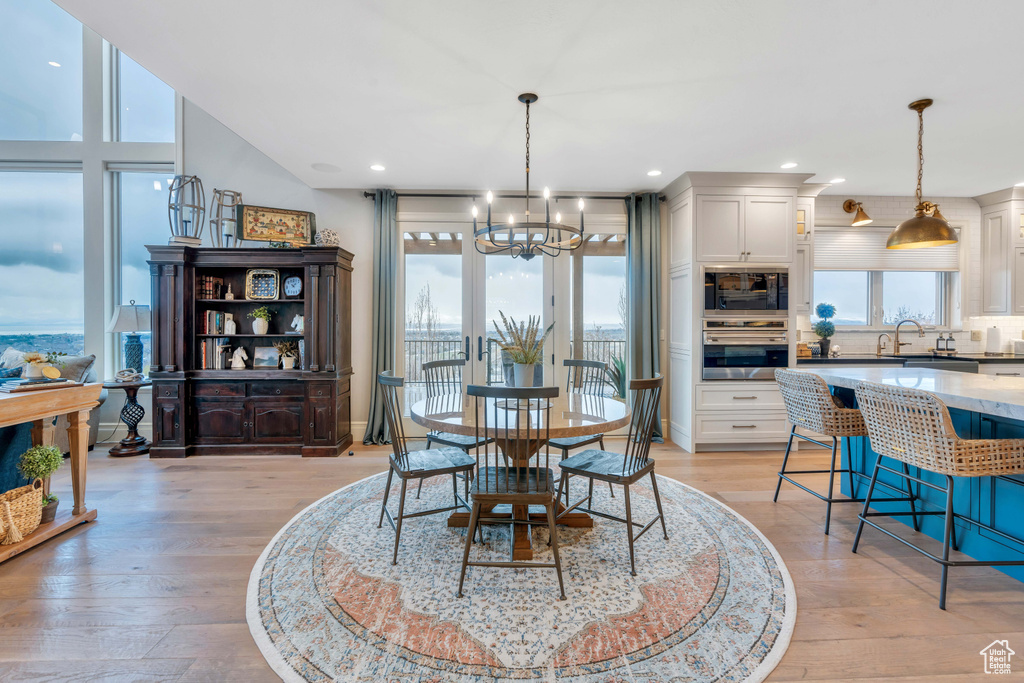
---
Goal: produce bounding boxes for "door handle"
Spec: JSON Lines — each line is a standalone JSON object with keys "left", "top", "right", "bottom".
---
{"left": 478, "top": 335, "right": 483, "bottom": 362}
{"left": 462, "top": 336, "right": 470, "bottom": 360}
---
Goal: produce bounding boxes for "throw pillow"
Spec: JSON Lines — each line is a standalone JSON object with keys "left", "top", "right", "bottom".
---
{"left": 0, "top": 347, "right": 26, "bottom": 369}
{"left": 57, "top": 355, "right": 97, "bottom": 383}
{"left": 0, "top": 367, "right": 21, "bottom": 379}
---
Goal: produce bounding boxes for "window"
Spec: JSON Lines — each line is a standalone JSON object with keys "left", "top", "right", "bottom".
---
{"left": 571, "top": 246, "right": 627, "bottom": 367}
{"left": 117, "top": 51, "right": 175, "bottom": 142}
{"left": 117, "top": 170, "right": 174, "bottom": 369}
{"left": 0, "top": 0, "right": 83, "bottom": 141}
{"left": 0, "top": 171, "right": 85, "bottom": 354}
{"left": 812, "top": 270, "right": 949, "bottom": 327}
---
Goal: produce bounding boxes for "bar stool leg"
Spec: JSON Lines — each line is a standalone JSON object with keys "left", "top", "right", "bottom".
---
{"left": 939, "top": 475, "right": 955, "bottom": 610}
{"left": 378, "top": 466, "right": 395, "bottom": 528}
{"left": 853, "top": 456, "right": 882, "bottom": 554}
{"left": 774, "top": 426, "right": 797, "bottom": 503}
{"left": 903, "top": 462, "right": 921, "bottom": 531}
{"left": 844, "top": 436, "right": 856, "bottom": 498}
{"left": 825, "top": 436, "right": 839, "bottom": 535}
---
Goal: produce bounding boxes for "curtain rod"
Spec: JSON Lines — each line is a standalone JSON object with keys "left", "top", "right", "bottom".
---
{"left": 362, "top": 191, "right": 665, "bottom": 202}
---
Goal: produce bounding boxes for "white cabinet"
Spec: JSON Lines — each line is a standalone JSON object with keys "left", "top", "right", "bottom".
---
{"left": 695, "top": 194, "right": 793, "bottom": 262}
{"left": 979, "top": 363, "right": 1024, "bottom": 377}
{"left": 794, "top": 244, "right": 812, "bottom": 313}
{"left": 982, "top": 209, "right": 1010, "bottom": 314}
{"left": 796, "top": 199, "right": 813, "bottom": 242}
{"left": 696, "top": 195, "right": 743, "bottom": 261}
{"left": 1015, "top": 249, "right": 1024, "bottom": 315}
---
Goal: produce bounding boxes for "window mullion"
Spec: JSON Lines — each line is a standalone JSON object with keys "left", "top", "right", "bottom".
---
{"left": 871, "top": 271, "right": 883, "bottom": 327}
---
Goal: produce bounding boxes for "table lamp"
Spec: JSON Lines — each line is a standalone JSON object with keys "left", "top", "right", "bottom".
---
{"left": 107, "top": 300, "right": 151, "bottom": 373}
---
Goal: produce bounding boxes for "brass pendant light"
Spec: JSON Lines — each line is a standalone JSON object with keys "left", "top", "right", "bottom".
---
{"left": 886, "top": 99, "right": 958, "bottom": 249}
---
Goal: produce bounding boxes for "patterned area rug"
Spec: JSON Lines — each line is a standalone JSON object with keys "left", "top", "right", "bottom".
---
{"left": 247, "top": 470, "right": 795, "bottom": 682}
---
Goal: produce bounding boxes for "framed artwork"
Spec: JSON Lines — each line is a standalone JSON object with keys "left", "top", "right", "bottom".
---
{"left": 236, "top": 205, "right": 316, "bottom": 247}
{"left": 253, "top": 346, "right": 280, "bottom": 368}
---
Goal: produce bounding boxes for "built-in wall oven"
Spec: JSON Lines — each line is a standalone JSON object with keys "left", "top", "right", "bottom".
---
{"left": 702, "top": 318, "right": 788, "bottom": 380}
{"left": 704, "top": 266, "right": 788, "bottom": 315}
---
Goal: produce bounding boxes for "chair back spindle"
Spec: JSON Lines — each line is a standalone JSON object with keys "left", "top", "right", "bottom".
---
{"left": 423, "top": 358, "right": 465, "bottom": 397}
{"left": 622, "top": 374, "right": 663, "bottom": 475}
{"left": 564, "top": 358, "right": 609, "bottom": 397}
{"left": 377, "top": 371, "right": 410, "bottom": 468}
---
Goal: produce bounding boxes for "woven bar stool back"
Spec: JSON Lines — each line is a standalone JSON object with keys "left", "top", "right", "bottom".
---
{"left": 775, "top": 369, "right": 867, "bottom": 437}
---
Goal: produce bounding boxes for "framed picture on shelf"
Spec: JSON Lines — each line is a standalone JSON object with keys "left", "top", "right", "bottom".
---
{"left": 253, "top": 346, "right": 280, "bottom": 368}
{"left": 235, "top": 205, "right": 316, "bottom": 247}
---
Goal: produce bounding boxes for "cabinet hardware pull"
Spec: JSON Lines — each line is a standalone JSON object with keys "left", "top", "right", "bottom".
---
{"left": 310, "top": 423, "right": 314, "bottom": 428}
{"left": 215, "top": 389, "right": 220, "bottom": 394}
{"left": 996, "top": 372, "right": 1021, "bottom": 376}
{"left": 732, "top": 424, "right": 757, "bottom": 429}
{"left": 732, "top": 396, "right": 758, "bottom": 400}
{"left": 276, "top": 389, "right": 281, "bottom": 394}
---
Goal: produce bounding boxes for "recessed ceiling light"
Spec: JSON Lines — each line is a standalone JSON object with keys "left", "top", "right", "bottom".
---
{"left": 48, "top": 61, "right": 60, "bottom": 67}
{"left": 830, "top": 178, "right": 846, "bottom": 183}
{"left": 647, "top": 169, "right": 662, "bottom": 177}
{"left": 370, "top": 164, "right": 385, "bottom": 172}
{"left": 780, "top": 162, "right": 798, "bottom": 169}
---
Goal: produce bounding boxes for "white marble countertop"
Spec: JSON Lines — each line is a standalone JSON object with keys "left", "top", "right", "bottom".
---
{"left": 799, "top": 366, "right": 1024, "bottom": 421}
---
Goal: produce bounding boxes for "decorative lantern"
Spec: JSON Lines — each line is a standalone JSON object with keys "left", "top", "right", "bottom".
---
{"left": 167, "top": 175, "right": 206, "bottom": 246}
{"left": 209, "top": 188, "right": 243, "bottom": 247}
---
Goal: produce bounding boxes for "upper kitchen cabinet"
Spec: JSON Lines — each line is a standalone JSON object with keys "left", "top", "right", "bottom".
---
{"left": 694, "top": 193, "right": 794, "bottom": 263}
{"left": 976, "top": 187, "right": 1024, "bottom": 315}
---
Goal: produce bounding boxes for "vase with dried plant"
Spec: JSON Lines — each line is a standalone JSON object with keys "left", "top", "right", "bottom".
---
{"left": 491, "top": 311, "right": 553, "bottom": 388}
{"left": 273, "top": 340, "right": 299, "bottom": 370}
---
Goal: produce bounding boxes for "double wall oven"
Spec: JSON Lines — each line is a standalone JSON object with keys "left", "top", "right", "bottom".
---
{"left": 702, "top": 266, "right": 789, "bottom": 380}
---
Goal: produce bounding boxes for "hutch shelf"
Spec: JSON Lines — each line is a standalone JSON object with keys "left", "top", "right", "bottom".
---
{"left": 146, "top": 246, "right": 353, "bottom": 457}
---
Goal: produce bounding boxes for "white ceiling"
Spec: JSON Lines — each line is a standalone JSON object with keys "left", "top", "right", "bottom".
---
{"left": 55, "top": 0, "right": 1024, "bottom": 196}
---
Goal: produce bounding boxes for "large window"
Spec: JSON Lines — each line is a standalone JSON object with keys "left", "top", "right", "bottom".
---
{"left": 0, "top": 171, "right": 84, "bottom": 354}
{"left": 117, "top": 52, "right": 175, "bottom": 142}
{"left": 813, "top": 270, "right": 948, "bottom": 327}
{"left": 0, "top": 0, "right": 82, "bottom": 141}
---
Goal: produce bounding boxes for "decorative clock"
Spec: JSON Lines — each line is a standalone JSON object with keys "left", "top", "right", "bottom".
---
{"left": 283, "top": 275, "right": 303, "bottom": 298}
{"left": 245, "top": 268, "right": 280, "bottom": 300}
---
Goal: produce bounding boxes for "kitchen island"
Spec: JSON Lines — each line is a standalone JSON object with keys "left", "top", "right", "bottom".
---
{"left": 800, "top": 366, "right": 1024, "bottom": 582}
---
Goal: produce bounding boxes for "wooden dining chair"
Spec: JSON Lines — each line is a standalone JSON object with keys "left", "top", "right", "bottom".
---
{"left": 417, "top": 359, "right": 494, "bottom": 499}
{"left": 377, "top": 371, "right": 476, "bottom": 565}
{"left": 557, "top": 375, "right": 667, "bottom": 576}
{"left": 549, "top": 359, "right": 614, "bottom": 502}
{"left": 457, "top": 384, "right": 567, "bottom": 600}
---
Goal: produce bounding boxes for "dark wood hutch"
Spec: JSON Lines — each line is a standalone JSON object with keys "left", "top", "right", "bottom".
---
{"left": 146, "top": 246, "right": 353, "bottom": 457}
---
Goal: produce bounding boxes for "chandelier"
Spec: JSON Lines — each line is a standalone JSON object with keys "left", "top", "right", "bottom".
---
{"left": 472, "top": 93, "right": 584, "bottom": 260}
{"left": 886, "top": 98, "right": 958, "bottom": 249}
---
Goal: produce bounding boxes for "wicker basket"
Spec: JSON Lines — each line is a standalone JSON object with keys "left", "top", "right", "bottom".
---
{"left": 0, "top": 479, "right": 43, "bottom": 545}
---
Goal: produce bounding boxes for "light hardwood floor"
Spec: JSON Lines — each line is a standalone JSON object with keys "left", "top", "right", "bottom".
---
{"left": 0, "top": 440, "right": 1021, "bottom": 681}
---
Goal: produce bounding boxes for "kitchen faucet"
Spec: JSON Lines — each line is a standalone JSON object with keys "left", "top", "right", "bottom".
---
{"left": 876, "top": 333, "right": 892, "bottom": 357}
{"left": 893, "top": 318, "right": 925, "bottom": 356}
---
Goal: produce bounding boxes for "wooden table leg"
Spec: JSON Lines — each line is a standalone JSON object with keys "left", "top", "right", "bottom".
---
{"left": 67, "top": 409, "right": 90, "bottom": 516}
{"left": 31, "top": 417, "right": 55, "bottom": 448}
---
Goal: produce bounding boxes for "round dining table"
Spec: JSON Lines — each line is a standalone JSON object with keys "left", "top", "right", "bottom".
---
{"left": 410, "top": 391, "right": 631, "bottom": 560}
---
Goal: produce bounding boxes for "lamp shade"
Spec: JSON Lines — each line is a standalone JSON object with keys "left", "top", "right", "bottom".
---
{"left": 886, "top": 212, "right": 959, "bottom": 250}
{"left": 107, "top": 301, "right": 151, "bottom": 333}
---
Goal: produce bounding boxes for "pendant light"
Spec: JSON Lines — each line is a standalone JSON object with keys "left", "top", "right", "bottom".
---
{"left": 886, "top": 99, "right": 958, "bottom": 249}
{"left": 472, "top": 93, "right": 584, "bottom": 260}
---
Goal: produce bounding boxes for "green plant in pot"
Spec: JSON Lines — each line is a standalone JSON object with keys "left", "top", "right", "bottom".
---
{"left": 605, "top": 354, "right": 627, "bottom": 400}
{"left": 491, "top": 311, "right": 553, "bottom": 388}
{"left": 17, "top": 445, "right": 63, "bottom": 524}
{"left": 248, "top": 306, "right": 273, "bottom": 335}
{"left": 813, "top": 302, "right": 837, "bottom": 356}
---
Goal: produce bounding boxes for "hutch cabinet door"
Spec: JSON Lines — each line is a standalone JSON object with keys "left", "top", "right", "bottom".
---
{"left": 308, "top": 399, "right": 334, "bottom": 444}
{"left": 153, "top": 398, "right": 183, "bottom": 446}
{"left": 251, "top": 401, "right": 304, "bottom": 442}
{"left": 194, "top": 399, "right": 248, "bottom": 443}
{"left": 982, "top": 209, "right": 1010, "bottom": 314}
{"left": 695, "top": 195, "right": 743, "bottom": 261}
{"left": 742, "top": 195, "right": 793, "bottom": 263}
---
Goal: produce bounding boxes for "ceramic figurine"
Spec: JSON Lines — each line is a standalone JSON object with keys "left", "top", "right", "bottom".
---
{"left": 230, "top": 347, "right": 248, "bottom": 370}
{"left": 290, "top": 314, "right": 304, "bottom": 334}
{"left": 314, "top": 228, "right": 340, "bottom": 246}
{"left": 224, "top": 313, "right": 237, "bottom": 335}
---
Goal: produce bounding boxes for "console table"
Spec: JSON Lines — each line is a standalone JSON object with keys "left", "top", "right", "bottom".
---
{"left": 0, "top": 383, "right": 102, "bottom": 563}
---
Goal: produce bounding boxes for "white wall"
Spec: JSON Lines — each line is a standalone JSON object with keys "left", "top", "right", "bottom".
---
{"left": 99, "top": 100, "right": 376, "bottom": 440}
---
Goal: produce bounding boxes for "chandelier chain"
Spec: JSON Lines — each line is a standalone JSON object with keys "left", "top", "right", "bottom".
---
{"left": 916, "top": 107, "right": 924, "bottom": 204}
{"left": 524, "top": 100, "right": 531, "bottom": 215}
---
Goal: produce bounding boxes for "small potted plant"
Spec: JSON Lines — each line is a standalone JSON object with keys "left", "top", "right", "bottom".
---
{"left": 491, "top": 311, "right": 553, "bottom": 388}
{"left": 813, "top": 302, "right": 837, "bottom": 356}
{"left": 274, "top": 340, "right": 299, "bottom": 369}
{"left": 17, "top": 445, "right": 63, "bottom": 523}
{"left": 248, "top": 306, "right": 273, "bottom": 335}
{"left": 605, "top": 355, "right": 627, "bottom": 400}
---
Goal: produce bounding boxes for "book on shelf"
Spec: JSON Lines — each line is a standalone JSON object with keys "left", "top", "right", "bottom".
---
{"left": 198, "top": 275, "right": 225, "bottom": 299}
{"left": 0, "top": 378, "right": 78, "bottom": 393}
{"left": 199, "top": 338, "right": 232, "bottom": 369}
{"left": 201, "top": 309, "right": 231, "bottom": 335}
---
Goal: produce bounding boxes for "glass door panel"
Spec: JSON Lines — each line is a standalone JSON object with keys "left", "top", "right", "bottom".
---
{"left": 568, "top": 234, "right": 627, "bottom": 397}
{"left": 479, "top": 253, "right": 546, "bottom": 387}
{"left": 402, "top": 229, "right": 468, "bottom": 418}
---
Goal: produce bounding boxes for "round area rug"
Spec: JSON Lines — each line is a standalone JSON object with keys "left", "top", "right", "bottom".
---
{"left": 247, "top": 470, "right": 795, "bottom": 682}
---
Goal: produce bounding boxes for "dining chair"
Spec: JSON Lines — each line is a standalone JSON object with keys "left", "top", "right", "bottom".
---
{"left": 377, "top": 371, "right": 476, "bottom": 565}
{"left": 457, "top": 384, "right": 567, "bottom": 600}
{"left": 549, "top": 359, "right": 614, "bottom": 502}
{"left": 417, "top": 358, "right": 494, "bottom": 499}
{"left": 556, "top": 374, "right": 666, "bottom": 576}
{"left": 853, "top": 380, "right": 1024, "bottom": 609}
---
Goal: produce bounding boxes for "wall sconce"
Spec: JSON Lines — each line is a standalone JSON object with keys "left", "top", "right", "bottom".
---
{"left": 843, "top": 199, "right": 873, "bottom": 226}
